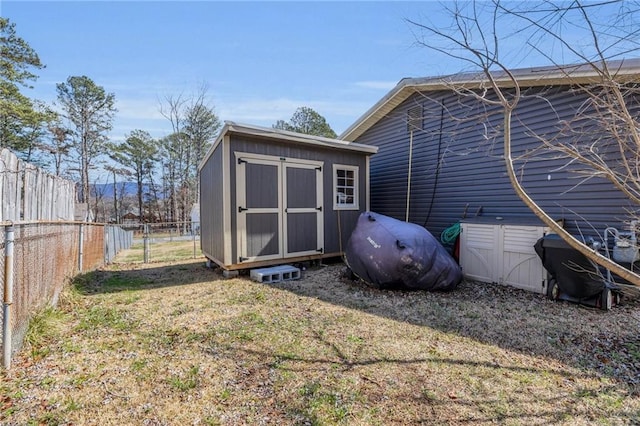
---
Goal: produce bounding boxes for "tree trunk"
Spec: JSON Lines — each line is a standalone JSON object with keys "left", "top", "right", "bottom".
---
{"left": 502, "top": 109, "right": 640, "bottom": 286}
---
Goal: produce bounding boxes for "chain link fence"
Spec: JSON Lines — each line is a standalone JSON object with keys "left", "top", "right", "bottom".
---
{"left": 1, "top": 222, "right": 132, "bottom": 369}
{"left": 115, "top": 221, "right": 202, "bottom": 263}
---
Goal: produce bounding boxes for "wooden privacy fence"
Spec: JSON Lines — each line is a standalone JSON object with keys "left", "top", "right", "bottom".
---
{"left": 0, "top": 149, "right": 132, "bottom": 368}
{"left": 1, "top": 222, "right": 133, "bottom": 369}
{"left": 0, "top": 148, "right": 75, "bottom": 222}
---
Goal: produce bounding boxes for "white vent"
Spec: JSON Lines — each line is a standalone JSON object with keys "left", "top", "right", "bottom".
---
{"left": 407, "top": 105, "right": 423, "bottom": 132}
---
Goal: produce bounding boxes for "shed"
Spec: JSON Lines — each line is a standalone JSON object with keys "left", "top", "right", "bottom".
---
{"left": 198, "top": 121, "right": 378, "bottom": 270}
{"left": 340, "top": 59, "right": 640, "bottom": 290}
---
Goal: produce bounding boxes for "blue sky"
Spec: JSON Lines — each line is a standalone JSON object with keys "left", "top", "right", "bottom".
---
{"left": 3, "top": 1, "right": 441, "bottom": 141}
{"left": 2, "top": 1, "right": 631, "bottom": 142}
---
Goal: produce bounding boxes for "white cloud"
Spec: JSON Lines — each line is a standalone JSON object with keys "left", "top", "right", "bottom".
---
{"left": 217, "top": 97, "right": 301, "bottom": 123}
{"left": 109, "top": 88, "right": 377, "bottom": 139}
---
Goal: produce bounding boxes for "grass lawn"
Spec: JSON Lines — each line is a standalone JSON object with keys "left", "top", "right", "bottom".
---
{"left": 115, "top": 239, "right": 202, "bottom": 263}
{"left": 1, "top": 251, "right": 639, "bottom": 425}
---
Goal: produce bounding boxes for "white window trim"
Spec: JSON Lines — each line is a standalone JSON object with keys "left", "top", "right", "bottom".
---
{"left": 333, "top": 164, "right": 359, "bottom": 211}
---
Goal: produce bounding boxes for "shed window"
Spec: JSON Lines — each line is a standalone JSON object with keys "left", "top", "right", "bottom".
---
{"left": 333, "top": 165, "right": 359, "bottom": 210}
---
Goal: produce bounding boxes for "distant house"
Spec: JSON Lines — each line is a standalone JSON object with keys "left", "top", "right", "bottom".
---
{"left": 191, "top": 203, "right": 200, "bottom": 234}
{"left": 198, "top": 121, "right": 377, "bottom": 271}
{"left": 121, "top": 212, "right": 139, "bottom": 225}
{"left": 340, "top": 59, "right": 640, "bottom": 239}
{"left": 74, "top": 203, "right": 95, "bottom": 222}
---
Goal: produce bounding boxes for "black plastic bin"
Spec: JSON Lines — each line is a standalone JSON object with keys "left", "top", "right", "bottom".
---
{"left": 534, "top": 234, "right": 619, "bottom": 310}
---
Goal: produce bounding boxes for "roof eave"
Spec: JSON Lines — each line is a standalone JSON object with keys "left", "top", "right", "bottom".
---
{"left": 199, "top": 121, "right": 378, "bottom": 170}
{"left": 340, "top": 62, "right": 640, "bottom": 142}
{"left": 225, "top": 121, "right": 378, "bottom": 154}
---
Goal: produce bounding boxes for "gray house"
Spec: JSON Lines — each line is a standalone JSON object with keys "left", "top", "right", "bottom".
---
{"left": 198, "top": 122, "right": 377, "bottom": 271}
{"left": 340, "top": 60, "right": 640, "bottom": 293}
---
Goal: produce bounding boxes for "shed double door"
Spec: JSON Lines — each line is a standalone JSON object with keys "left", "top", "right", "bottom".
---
{"left": 236, "top": 154, "right": 324, "bottom": 264}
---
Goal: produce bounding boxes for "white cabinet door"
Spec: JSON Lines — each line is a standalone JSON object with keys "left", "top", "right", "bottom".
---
{"left": 459, "top": 223, "right": 498, "bottom": 283}
{"left": 501, "top": 225, "right": 547, "bottom": 293}
{"left": 460, "top": 222, "right": 548, "bottom": 294}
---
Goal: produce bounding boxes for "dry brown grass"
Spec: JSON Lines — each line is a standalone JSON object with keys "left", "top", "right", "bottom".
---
{"left": 2, "top": 255, "right": 640, "bottom": 425}
{"left": 115, "top": 239, "right": 201, "bottom": 263}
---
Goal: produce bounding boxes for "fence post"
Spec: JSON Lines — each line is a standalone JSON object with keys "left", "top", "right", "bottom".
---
{"left": 78, "top": 223, "right": 84, "bottom": 272}
{"left": 143, "top": 224, "right": 149, "bottom": 263}
{"left": 3, "top": 224, "right": 15, "bottom": 370}
{"left": 104, "top": 225, "right": 109, "bottom": 264}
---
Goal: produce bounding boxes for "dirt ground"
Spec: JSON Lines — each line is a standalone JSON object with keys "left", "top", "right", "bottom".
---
{"left": 2, "top": 257, "right": 640, "bottom": 425}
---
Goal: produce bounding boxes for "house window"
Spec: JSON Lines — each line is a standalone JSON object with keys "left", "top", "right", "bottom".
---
{"left": 333, "top": 165, "right": 359, "bottom": 210}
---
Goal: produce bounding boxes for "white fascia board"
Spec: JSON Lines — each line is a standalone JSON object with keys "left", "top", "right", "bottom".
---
{"left": 340, "top": 59, "right": 640, "bottom": 142}
{"left": 226, "top": 121, "right": 378, "bottom": 154}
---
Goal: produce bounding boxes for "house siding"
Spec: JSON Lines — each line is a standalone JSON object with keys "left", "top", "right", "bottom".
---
{"left": 354, "top": 86, "right": 634, "bottom": 240}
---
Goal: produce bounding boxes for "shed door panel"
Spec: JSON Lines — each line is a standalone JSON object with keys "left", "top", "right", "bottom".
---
{"left": 286, "top": 167, "right": 317, "bottom": 208}
{"left": 246, "top": 164, "right": 279, "bottom": 209}
{"left": 284, "top": 164, "right": 323, "bottom": 257}
{"left": 286, "top": 213, "right": 317, "bottom": 253}
{"left": 236, "top": 154, "right": 324, "bottom": 264}
{"left": 245, "top": 213, "right": 280, "bottom": 257}
{"left": 237, "top": 159, "right": 282, "bottom": 263}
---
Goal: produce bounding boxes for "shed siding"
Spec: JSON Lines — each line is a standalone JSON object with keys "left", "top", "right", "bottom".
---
{"left": 229, "top": 134, "right": 368, "bottom": 261}
{"left": 355, "top": 86, "right": 634, "bottom": 239}
{"left": 200, "top": 145, "right": 225, "bottom": 262}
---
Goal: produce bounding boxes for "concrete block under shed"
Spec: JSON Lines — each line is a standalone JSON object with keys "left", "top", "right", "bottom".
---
{"left": 222, "top": 270, "right": 239, "bottom": 279}
{"left": 250, "top": 265, "right": 301, "bottom": 283}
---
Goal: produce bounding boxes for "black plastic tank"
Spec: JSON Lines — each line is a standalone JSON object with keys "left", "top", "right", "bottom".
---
{"left": 534, "top": 234, "right": 605, "bottom": 299}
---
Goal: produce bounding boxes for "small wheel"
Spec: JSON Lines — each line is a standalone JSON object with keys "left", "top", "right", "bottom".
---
{"left": 600, "top": 289, "right": 612, "bottom": 311}
{"left": 614, "top": 292, "right": 622, "bottom": 306}
{"left": 547, "top": 279, "right": 560, "bottom": 300}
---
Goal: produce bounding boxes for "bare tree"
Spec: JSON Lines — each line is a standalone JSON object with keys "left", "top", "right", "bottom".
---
{"left": 408, "top": 0, "right": 640, "bottom": 285}
{"left": 104, "top": 164, "right": 131, "bottom": 224}
{"left": 159, "top": 85, "right": 220, "bottom": 230}
{"left": 183, "top": 84, "right": 221, "bottom": 200}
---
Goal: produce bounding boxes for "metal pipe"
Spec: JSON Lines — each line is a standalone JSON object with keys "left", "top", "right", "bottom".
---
{"left": 3, "top": 224, "right": 15, "bottom": 370}
{"left": 78, "top": 223, "right": 84, "bottom": 272}
{"left": 143, "top": 224, "right": 149, "bottom": 263}
{"left": 192, "top": 227, "right": 197, "bottom": 259}
{"left": 405, "top": 130, "right": 414, "bottom": 222}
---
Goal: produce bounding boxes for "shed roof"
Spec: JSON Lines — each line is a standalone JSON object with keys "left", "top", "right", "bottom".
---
{"left": 340, "top": 58, "right": 640, "bottom": 141}
{"left": 200, "top": 121, "right": 378, "bottom": 170}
